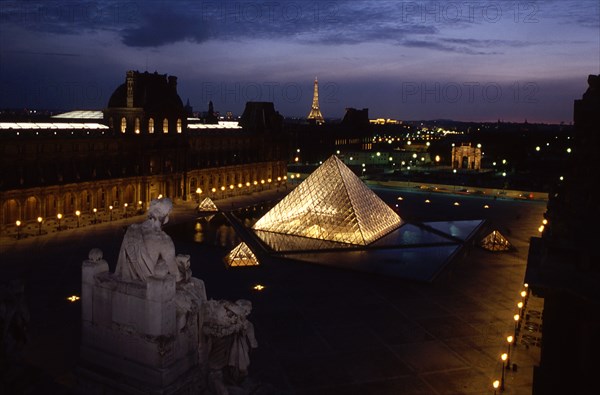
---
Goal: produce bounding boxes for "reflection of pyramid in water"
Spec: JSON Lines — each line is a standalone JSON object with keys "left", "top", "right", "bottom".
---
{"left": 198, "top": 197, "right": 219, "bottom": 212}
{"left": 224, "top": 242, "right": 259, "bottom": 267}
{"left": 253, "top": 155, "right": 402, "bottom": 245}
{"left": 480, "top": 230, "right": 512, "bottom": 251}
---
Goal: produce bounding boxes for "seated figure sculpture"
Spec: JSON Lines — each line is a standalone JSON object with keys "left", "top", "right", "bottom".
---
{"left": 115, "top": 197, "right": 183, "bottom": 282}
{"left": 80, "top": 197, "right": 257, "bottom": 394}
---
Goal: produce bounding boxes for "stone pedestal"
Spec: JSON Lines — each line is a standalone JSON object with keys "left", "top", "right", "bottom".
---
{"left": 77, "top": 249, "right": 202, "bottom": 395}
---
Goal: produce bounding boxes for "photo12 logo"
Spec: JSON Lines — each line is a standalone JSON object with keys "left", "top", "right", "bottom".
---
{"left": 400, "top": 81, "right": 539, "bottom": 104}
{"left": 399, "top": 1, "right": 539, "bottom": 23}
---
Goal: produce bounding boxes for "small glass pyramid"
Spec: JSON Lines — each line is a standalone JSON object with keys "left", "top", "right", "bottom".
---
{"left": 198, "top": 197, "right": 219, "bottom": 212}
{"left": 480, "top": 230, "right": 512, "bottom": 251}
{"left": 253, "top": 155, "right": 402, "bottom": 245}
{"left": 224, "top": 242, "right": 260, "bottom": 267}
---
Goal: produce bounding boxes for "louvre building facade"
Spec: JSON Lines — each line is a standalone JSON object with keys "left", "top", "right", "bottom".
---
{"left": 0, "top": 71, "right": 287, "bottom": 231}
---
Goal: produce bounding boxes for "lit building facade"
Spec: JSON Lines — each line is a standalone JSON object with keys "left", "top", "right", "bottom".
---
{"left": 451, "top": 143, "right": 481, "bottom": 170}
{"left": 0, "top": 71, "right": 287, "bottom": 231}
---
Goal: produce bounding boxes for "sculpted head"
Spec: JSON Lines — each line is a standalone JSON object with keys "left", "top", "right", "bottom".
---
{"left": 148, "top": 197, "right": 173, "bottom": 225}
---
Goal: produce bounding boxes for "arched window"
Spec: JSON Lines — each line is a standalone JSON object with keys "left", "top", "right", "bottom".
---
{"left": 163, "top": 118, "right": 169, "bottom": 133}
{"left": 177, "top": 118, "right": 182, "bottom": 133}
{"left": 148, "top": 118, "right": 154, "bottom": 133}
{"left": 134, "top": 118, "right": 140, "bottom": 134}
{"left": 120, "top": 117, "right": 127, "bottom": 133}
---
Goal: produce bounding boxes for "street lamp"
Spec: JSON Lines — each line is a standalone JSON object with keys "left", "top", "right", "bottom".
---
{"left": 493, "top": 380, "right": 500, "bottom": 395}
{"left": 37, "top": 217, "right": 42, "bottom": 235}
{"left": 506, "top": 335, "right": 514, "bottom": 368}
{"left": 57, "top": 213, "right": 62, "bottom": 230}
{"left": 15, "top": 220, "right": 21, "bottom": 239}
{"left": 500, "top": 353, "right": 508, "bottom": 391}
{"left": 196, "top": 187, "right": 202, "bottom": 203}
{"left": 109, "top": 205, "right": 113, "bottom": 221}
{"left": 513, "top": 314, "right": 520, "bottom": 338}
{"left": 93, "top": 208, "right": 97, "bottom": 224}
{"left": 124, "top": 203, "right": 128, "bottom": 219}
{"left": 75, "top": 210, "right": 81, "bottom": 227}
{"left": 517, "top": 301, "right": 524, "bottom": 317}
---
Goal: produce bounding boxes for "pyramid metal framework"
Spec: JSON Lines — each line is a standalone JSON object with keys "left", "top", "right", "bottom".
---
{"left": 224, "top": 242, "right": 260, "bottom": 267}
{"left": 480, "top": 230, "right": 512, "bottom": 251}
{"left": 198, "top": 197, "right": 219, "bottom": 212}
{"left": 253, "top": 155, "right": 402, "bottom": 245}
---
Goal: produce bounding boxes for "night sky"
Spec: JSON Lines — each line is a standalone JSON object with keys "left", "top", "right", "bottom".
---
{"left": 1, "top": 0, "right": 598, "bottom": 123}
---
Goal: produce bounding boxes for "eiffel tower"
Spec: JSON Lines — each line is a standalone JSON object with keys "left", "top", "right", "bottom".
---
{"left": 307, "top": 77, "right": 325, "bottom": 124}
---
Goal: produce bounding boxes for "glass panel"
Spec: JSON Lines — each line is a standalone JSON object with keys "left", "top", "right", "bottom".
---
{"left": 283, "top": 245, "right": 461, "bottom": 282}
{"left": 224, "top": 242, "right": 259, "bottom": 267}
{"left": 198, "top": 197, "right": 219, "bottom": 212}
{"left": 423, "top": 220, "right": 485, "bottom": 241}
{"left": 480, "top": 230, "right": 512, "bottom": 251}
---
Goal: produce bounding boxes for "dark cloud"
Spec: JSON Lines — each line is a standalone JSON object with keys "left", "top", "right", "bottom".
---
{"left": 121, "top": 8, "right": 211, "bottom": 47}
{"left": 0, "top": 0, "right": 139, "bottom": 35}
{"left": 402, "top": 39, "right": 500, "bottom": 55}
{"left": 439, "top": 38, "right": 530, "bottom": 48}
{"left": 112, "top": 0, "right": 444, "bottom": 47}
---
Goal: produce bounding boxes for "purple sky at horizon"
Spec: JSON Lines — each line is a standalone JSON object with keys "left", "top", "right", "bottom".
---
{"left": 1, "top": 0, "right": 598, "bottom": 123}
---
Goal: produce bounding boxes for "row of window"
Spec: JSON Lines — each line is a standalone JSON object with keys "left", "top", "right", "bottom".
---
{"left": 116, "top": 117, "right": 183, "bottom": 134}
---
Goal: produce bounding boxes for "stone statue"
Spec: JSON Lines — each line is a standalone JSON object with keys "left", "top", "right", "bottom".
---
{"left": 203, "top": 299, "right": 258, "bottom": 395}
{"left": 115, "top": 198, "right": 183, "bottom": 282}
{"left": 80, "top": 197, "right": 259, "bottom": 394}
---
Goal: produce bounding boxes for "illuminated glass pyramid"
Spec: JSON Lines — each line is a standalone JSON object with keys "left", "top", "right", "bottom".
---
{"left": 198, "top": 197, "right": 219, "bottom": 212}
{"left": 253, "top": 155, "right": 402, "bottom": 245}
{"left": 224, "top": 242, "right": 259, "bottom": 267}
{"left": 480, "top": 230, "right": 513, "bottom": 251}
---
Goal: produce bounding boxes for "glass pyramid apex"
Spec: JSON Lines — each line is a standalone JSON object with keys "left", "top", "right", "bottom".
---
{"left": 480, "top": 230, "right": 512, "bottom": 251}
{"left": 224, "top": 242, "right": 260, "bottom": 267}
{"left": 253, "top": 155, "right": 402, "bottom": 245}
{"left": 198, "top": 197, "right": 219, "bottom": 212}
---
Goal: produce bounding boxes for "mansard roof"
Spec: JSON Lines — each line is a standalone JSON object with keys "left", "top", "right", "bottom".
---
{"left": 107, "top": 71, "right": 184, "bottom": 112}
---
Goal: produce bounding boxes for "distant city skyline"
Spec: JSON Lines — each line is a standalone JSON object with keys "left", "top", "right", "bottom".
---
{"left": 1, "top": 0, "right": 598, "bottom": 123}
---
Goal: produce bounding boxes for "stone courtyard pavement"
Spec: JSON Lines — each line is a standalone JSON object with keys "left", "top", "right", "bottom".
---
{"left": 0, "top": 187, "right": 546, "bottom": 394}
